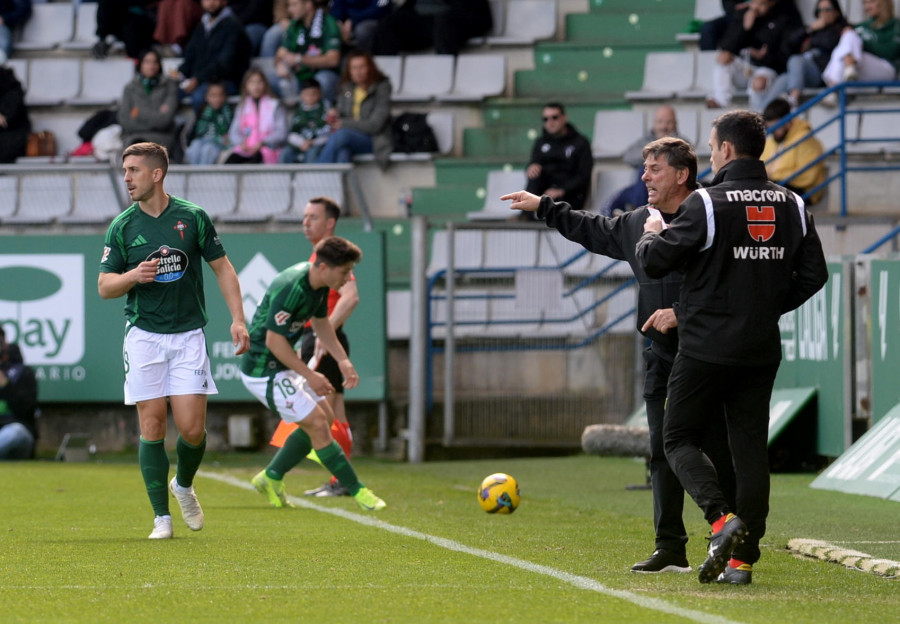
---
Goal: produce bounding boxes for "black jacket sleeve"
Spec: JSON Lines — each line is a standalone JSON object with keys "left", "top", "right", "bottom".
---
{"left": 782, "top": 210, "right": 829, "bottom": 313}
{"left": 538, "top": 195, "right": 628, "bottom": 260}
{"left": 636, "top": 197, "right": 708, "bottom": 278}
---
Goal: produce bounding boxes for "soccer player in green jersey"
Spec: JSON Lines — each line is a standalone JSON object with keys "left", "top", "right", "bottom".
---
{"left": 98, "top": 142, "right": 251, "bottom": 539}
{"left": 241, "top": 236, "right": 385, "bottom": 511}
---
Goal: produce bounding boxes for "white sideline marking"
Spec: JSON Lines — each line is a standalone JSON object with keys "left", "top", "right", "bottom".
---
{"left": 202, "top": 471, "right": 743, "bottom": 624}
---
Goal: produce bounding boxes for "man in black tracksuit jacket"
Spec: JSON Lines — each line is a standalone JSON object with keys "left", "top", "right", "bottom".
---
{"left": 636, "top": 110, "right": 828, "bottom": 585}
{"left": 503, "top": 137, "right": 735, "bottom": 575}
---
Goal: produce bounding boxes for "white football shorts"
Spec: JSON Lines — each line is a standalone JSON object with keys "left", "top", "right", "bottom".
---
{"left": 240, "top": 370, "right": 324, "bottom": 423}
{"left": 123, "top": 325, "right": 218, "bottom": 405}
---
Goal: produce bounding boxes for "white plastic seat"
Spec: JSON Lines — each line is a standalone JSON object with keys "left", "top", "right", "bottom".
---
{"left": 387, "top": 289, "right": 412, "bottom": 340}
{"left": 438, "top": 54, "right": 506, "bottom": 102}
{"left": 373, "top": 55, "right": 403, "bottom": 98}
{"left": 848, "top": 105, "right": 899, "bottom": 155}
{"left": 592, "top": 110, "right": 646, "bottom": 159}
{"left": 486, "top": 0, "right": 556, "bottom": 45}
{"left": 625, "top": 52, "right": 696, "bottom": 101}
{"left": 427, "top": 229, "right": 484, "bottom": 275}
{"left": 185, "top": 173, "right": 237, "bottom": 219}
{"left": 223, "top": 172, "right": 292, "bottom": 222}
{"left": 368, "top": 111, "right": 454, "bottom": 162}
{"left": 14, "top": 3, "right": 74, "bottom": 51}
{"left": 6, "top": 175, "right": 72, "bottom": 224}
{"left": 25, "top": 58, "right": 81, "bottom": 106}
{"left": 672, "top": 105, "right": 699, "bottom": 147}
{"left": 0, "top": 177, "right": 18, "bottom": 220}
{"left": 680, "top": 50, "right": 717, "bottom": 100}
{"left": 466, "top": 169, "right": 526, "bottom": 220}
{"left": 62, "top": 1, "right": 99, "bottom": 51}
{"left": 483, "top": 230, "right": 540, "bottom": 268}
{"left": 71, "top": 58, "right": 136, "bottom": 106}
{"left": 276, "top": 170, "right": 346, "bottom": 222}
{"left": 28, "top": 113, "right": 85, "bottom": 156}
{"left": 393, "top": 55, "right": 455, "bottom": 102}
{"left": 7, "top": 58, "right": 28, "bottom": 90}
{"left": 60, "top": 173, "right": 122, "bottom": 225}
{"left": 590, "top": 166, "right": 642, "bottom": 215}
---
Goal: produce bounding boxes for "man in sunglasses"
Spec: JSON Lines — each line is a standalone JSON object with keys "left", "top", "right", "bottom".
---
{"left": 520, "top": 102, "right": 592, "bottom": 218}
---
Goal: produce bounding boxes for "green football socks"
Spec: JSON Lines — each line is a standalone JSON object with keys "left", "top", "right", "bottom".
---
{"left": 175, "top": 433, "right": 206, "bottom": 488}
{"left": 316, "top": 441, "right": 362, "bottom": 496}
{"left": 266, "top": 428, "right": 313, "bottom": 480}
{"left": 139, "top": 437, "right": 170, "bottom": 516}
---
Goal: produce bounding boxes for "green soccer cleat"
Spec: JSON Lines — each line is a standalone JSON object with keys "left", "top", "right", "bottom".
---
{"left": 354, "top": 487, "right": 386, "bottom": 511}
{"left": 251, "top": 470, "right": 292, "bottom": 508}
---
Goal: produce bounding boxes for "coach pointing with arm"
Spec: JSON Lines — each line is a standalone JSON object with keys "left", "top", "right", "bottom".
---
{"left": 636, "top": 110, "right": 828, "bottom": 585}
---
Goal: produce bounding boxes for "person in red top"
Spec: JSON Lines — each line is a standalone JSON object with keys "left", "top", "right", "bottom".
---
{"left": 269, "top": 196, "right": 359, "bottom": 497}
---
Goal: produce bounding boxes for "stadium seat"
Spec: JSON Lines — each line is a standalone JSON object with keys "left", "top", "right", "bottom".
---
{"left": 165, "top": 171, "right": 187, "bottom": 198}
{"left": 466, "top": 169, "right": 526, "bottom": 220}
{"left": 185, "top": 172, "right": 237, "bottom": 219}
{"left": 0, "top": 177, "right": 17, "bottom": 221}
{"left": 386, "top": 289, "right": 412, "bottom": 340}
{"left": 537, "top": 230, "right": 593, "bottom": 273}
{"left": 70, "top": 58, "right": 136, "bottom": 106}
{"left": 590, "top": 166, "right": 642, "bottom": 215}
{"left": 25, "top": 58, "right": 81, "bottom": 106}
{"left": 29, "top": 113, "right": 87, "bottom": 156}
{"left": 679, "top": 50, "right": 717, "bottom": 100}
{"left": 427, "top": 229, "right": 484, "bottom": 275}
{"left": 161, "top": 57, "right": 183, "bottom": 77}
{"left": 673, "top": 105, "right": 699, "bottom": 147}
{"left": 483, "top": 230, "right": 540, "bottom": 268}
{"left": 14, "top": 3, "right": 74, "bottom": 51}
{"left": 5, "top": 175, "right": 72, "bottom": 224}
{"left": 7, "top": 58, "right": 28, "bottom": 90}
{"left": 625, "top": 51, "right": 696, "bottom": 101}
{"left": 373, "top": 55, "right": 403, "bottom": 96}
{"left": 847, "top": 105, "right": 897, "bottom": 155}
{"left": 62, "top": 1, "right": 99, "bottom": 51}
{"left": 438, "top": 54, "right": 506, "bottom": 102}
{"left": 486, "top": 0, "right": 557, "bottom": 46}
{"left": 223, "top": 172, "right": 292, "bottom": 222}
{"left": 428, "top": 111, "right": 455, "bottom": 155}
{"left": 467, "top": 0, "right": 504, "bottom": 45}
{"left": 393, "top": 55, "right": 455, "bottom": 102}
{"left": 592, "top": 109, "right": 646, "bottom": 159}
{"left": 276, "top": 170, "right": 346, "bottom": 222}
{"left": 59, "top": 173, "right": 123, "bottom": 225}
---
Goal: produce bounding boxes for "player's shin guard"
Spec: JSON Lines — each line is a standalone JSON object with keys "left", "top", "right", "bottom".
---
{"left": 139, "top": 437, "right": 170, "bottom": 516}
{"left": 266, "top": 428, "right": 312, "bottom": 480}
{"left": 175, "top": 433, "right": 206, "bottom": 488}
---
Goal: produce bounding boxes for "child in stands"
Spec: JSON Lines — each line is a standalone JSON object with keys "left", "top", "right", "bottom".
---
{"left": 185, "top": 81, "right": 234, "bottom": 165}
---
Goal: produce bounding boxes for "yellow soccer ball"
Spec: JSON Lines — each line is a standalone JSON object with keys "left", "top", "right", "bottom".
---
{"left": 477, "top": 473, "right": 521, "bottom": 514}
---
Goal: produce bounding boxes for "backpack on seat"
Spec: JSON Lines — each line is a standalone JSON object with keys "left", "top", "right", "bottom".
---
{"left": 391, "top": 113, "right": 438, "bottom": 153}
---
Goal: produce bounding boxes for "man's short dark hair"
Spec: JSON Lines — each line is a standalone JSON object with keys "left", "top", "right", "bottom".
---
{"left": 543, "top": 102, "right": 566, "bottom": 115}
{"left": 763, "top": 99, "right": 791, "bottom": 122}
{"left": 313, "top": 236, "right": 361, "bottom": 267}
{"left": 309, "top": 196, "right": 341, "bottom": 222}
{"left": 712, "top": 110, "right": 767, "bottom": 159}
{"left": 643, "top": 137, "right": 699, "bottom": 190}
{"left": 122, "top": 142, "right": 169, "bottom": 177}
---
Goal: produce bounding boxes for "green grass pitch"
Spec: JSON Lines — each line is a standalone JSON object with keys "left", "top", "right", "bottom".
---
{"left": 0, "top": 455, "right": 896, "bottom": 623}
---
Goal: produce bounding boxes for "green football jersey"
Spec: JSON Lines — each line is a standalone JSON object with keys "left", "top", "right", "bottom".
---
{"left": 282, "top": 9, "right": 341, "bottom": 83}
{"left": 240, "top": 262, "right": 328, "bottom": 377}
{"left": 99, "top": 195, "right": 226, "bottom": 334}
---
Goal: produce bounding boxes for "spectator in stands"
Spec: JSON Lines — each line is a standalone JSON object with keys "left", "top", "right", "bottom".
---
{"left": 762, "top": 0, "right": 848, "bottom": 109}
{"left": 0, "top": 64, "right": 30, "bottom": 163}
{"left": 0, "top": 342, "right": 39, "bottom": 460}
{"left": 706, "top": 0, "right": 806, "bottom": 111}
{"left": 371, "top": 0, "right": 493, "bottom": 57}
{"left": 154, "top": 0, "right": 203, "bottom": 57}
{"left": 699, "top": 0, "right": 743, "bottom": 52}
{"left": 172, "top": 0, "right": 251, "bottom": 113}
{"left": 274, "top": 0, "right": 342, "bottom": 103}
{"left": 520, "top": 102, "right": 592, "bottom": 217}
{"left": 259, "top": 0, "right": 288, "bottom": 57}
{"left": 761, "top": 98, "right": 826, "bottom": 203}
{"left": 225, "top": 67, "right": 287, "bottom": 164}
{"left": 118, "top": 48, "right": 179, "bottom": 152}
{"left": 821, "top": 0, "right": 900, "bottom": 103}
{"left": 229, "top": 0, "right": 274, "bottom": 55}
{"left": 331, "top": 0, "right": 390, "bottom": 54}
{"left": 92, "top": 0, "right": 158, "bottom": 60}
{"left": 0, "top": 0, "right": 31, "bottom": 65}
{"left": 316, "top": 49, "right": 391, "bottom": 168}
{"left": 605, "top": 105, "right": 688, "bottom": 216}
{"left": 280, "top": 78, "right": 331, "bottom": 163}
{"left": 186, "top": 80, "right": 234, "bottom": 164}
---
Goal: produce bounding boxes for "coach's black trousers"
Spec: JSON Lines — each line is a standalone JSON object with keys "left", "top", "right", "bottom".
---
{"left": 664, "top": 353, "right": 778, "bottom": 565}
{"left": 645, "top": 345, "right": 735, "bottom": 555}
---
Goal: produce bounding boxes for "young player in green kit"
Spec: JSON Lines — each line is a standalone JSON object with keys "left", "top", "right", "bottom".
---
{"left": 240, "top": 236, "right": 385, "bottom": 511}
{"left": 98, "top": 142, "right": 251, "bottom": 539}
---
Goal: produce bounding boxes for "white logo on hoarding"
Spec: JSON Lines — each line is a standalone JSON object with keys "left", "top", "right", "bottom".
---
{"left": 0, "top": 254, "right": 85, "bottom": 365}
{"left": 237, "top": 252, "right": 279, "bottom": 323}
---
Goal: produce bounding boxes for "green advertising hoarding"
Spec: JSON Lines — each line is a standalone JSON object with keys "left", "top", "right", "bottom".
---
{"left": 868, "top": 258, "right": 900, "bottom": 423}
{"left": 775, "top": 261, "right": 851, "bottom": 457}
{"left": 0, "top": 231, "right": 386, "bottom": 403}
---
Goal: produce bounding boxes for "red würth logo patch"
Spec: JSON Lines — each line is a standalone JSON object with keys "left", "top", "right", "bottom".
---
{"left": 746, "top": 206, "right": 776, "bottom": 242}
